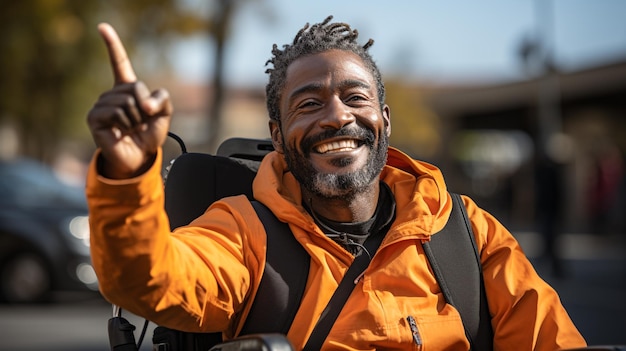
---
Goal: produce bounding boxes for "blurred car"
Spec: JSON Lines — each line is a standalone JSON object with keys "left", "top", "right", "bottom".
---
{"left": 0, "top": 157, "right": 98, "bottom": 303}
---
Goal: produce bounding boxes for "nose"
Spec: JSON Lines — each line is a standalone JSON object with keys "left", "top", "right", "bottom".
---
{"left": 319, "top": 96, "right": 355, "bottom": 129}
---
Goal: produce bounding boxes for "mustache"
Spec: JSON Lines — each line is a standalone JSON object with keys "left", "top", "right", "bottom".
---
{"left": 301, "top": 126, "right": 376, "bottom": 154}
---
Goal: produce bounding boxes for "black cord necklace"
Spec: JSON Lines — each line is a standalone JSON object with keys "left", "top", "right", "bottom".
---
{"left": 308, "top": 198, "right": 372, "bottom": 258}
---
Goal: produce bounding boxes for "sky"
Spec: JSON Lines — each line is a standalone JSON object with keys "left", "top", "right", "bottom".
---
{"left": 172, "top": 0, "right": 626, "bottom": 87}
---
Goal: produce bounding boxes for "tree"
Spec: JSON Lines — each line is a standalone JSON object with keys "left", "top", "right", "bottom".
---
{"left": 1, "top": 1, "right": 104, "bottom": 162}
{"left": 0, "top": 0, "right": 246, "bottom": 162}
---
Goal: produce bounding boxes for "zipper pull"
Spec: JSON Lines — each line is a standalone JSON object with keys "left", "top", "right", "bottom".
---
{"left": 354, "top": 271, "right": 366, "bottom": 284}
{"left": 407, "top": 316, "right": 421, "bottom": 346}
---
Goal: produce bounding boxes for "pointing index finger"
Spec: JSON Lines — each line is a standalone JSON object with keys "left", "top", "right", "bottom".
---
{"left": 98, "top": 23, "right": 137, "bottom": 85}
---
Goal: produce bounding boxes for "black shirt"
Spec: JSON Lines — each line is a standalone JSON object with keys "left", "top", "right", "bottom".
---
{"left": 305, "top": 182, "right": 396, "bottom": 256}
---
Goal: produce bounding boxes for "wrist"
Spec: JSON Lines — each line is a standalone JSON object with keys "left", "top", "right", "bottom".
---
{"left": 97, "top": 152, "right": 157, "bottom": 179}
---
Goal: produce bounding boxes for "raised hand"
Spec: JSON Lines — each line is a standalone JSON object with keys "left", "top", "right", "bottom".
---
{"left": 87, "top": 23, "right": 173, "bottom": 179}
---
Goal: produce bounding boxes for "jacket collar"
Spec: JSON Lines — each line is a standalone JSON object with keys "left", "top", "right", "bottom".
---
{"left": 253, "top": 147, "right": 453, "bottom": 239}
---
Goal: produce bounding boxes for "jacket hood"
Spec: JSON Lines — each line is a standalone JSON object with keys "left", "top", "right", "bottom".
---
{"left": 252, "top": 147, "right": 453, "bottom": 240}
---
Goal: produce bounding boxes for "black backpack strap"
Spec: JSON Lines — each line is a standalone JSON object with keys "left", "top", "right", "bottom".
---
{"left": 302, "top": 227, "right": 387, "bottom": 351}
{"left": 239, "top": 201, "right": 310, "bottom": 335}
{"left": 422, "top": 192, "right": 493, "bottom": 350}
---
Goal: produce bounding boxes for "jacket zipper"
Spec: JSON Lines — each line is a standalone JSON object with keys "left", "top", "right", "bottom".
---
{"left": 407, "top": 315, "right": 422, "bottom": 346}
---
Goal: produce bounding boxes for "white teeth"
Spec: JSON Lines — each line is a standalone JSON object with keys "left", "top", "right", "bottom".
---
{"left": 316, "top": 140, "right": 358, "bottom": 154}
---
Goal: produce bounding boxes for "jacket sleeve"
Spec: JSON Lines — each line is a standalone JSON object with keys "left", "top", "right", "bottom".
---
{"left": 85, "top": 149, "right": 265, "bottom": 334}
{"left": 461, "top": 196, "right": 587, "bottom": 350}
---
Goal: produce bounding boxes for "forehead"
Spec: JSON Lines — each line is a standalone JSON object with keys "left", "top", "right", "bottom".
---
{"left": 283, "top": 50, "right": 375, "bottom": 92}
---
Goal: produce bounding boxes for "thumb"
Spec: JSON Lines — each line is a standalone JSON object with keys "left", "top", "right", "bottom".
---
{"left": 142, "top": 88, "right": 173, "bottom": 116}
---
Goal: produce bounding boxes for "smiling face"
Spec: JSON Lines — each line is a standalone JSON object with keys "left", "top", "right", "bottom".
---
{"left": 270, "top": 49, "right": 391, "bottom": 200}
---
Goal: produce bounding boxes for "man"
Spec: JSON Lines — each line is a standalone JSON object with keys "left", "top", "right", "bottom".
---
{"left": 86, "top": 16, "right": 586, "bottom": 350}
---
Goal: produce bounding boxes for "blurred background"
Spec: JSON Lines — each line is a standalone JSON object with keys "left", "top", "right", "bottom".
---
{"left": 0, "top": 0, "right": 624, "bottom": 350}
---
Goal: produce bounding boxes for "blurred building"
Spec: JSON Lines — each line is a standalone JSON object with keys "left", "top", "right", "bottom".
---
{"left": 165, "top": 59, "right": 626, "bottom": 236}
{"left": 425, "top": 59, "right": 626, "bottom": 234}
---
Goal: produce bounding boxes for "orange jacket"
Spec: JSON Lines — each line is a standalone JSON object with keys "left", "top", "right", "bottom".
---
{"left": 86, "top": 147, "right": 586, "bottom": 350}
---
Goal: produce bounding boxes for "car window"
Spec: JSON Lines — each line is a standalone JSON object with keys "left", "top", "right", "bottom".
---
{"left": 0, "top": 159, "right": 86, "bottom": 208}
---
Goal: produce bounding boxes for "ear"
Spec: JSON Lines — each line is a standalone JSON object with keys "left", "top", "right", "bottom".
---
{"left": 382, "top": 104, "right": 391, "bottom": 137}
{"left": 269, "top": 119, "right": 284, "bottom": 154}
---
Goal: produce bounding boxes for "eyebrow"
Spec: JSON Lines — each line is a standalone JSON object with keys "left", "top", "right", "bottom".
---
{"left": 287, "top": 79, "right": 373, "bottom": 103}
{"left": 288, "top": 82, "right": 325, "bottom": 102}
{"left": 338, "top": 79, "right": 372, "bottom": 92}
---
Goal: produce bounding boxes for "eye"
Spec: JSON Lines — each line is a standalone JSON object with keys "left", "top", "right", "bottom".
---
{"left": 297, "top": 99, "right": 320, "bottom": 109}
{"left": 345, "top": 94, "right": 369, "bottom": 104}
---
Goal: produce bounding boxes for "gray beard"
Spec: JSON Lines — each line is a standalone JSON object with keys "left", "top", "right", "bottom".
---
{"left": 283, "top": 130, "right": 389, "bottom": 200}
{"left": 309, "top": 164, "right": 378, "bottom": 199}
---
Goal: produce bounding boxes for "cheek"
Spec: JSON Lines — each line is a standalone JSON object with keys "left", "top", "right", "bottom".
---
{"left": 278, "top": 126, "right": 303, "bottom": 155}
{"left": 362, "top": 109, "right": 387, "bottom": 134}
{"left": 281, "top": 118, "right": 312, "bottom": 145}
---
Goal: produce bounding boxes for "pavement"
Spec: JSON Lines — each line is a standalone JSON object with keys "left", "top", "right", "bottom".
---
{"left": 515, "top": 231, "right": 626, "bottom": 346}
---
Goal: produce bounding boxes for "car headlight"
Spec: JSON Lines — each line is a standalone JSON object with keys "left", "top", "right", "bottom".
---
{"left": 76, "top": 262, "right": 98, "bottom": 289}
{"left": 67, "top": 215, "right": 90, "bottom": 247}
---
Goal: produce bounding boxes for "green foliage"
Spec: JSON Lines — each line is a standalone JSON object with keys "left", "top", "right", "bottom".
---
{"left": 0, "top": 0, "right": 214, "bottom": 162}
